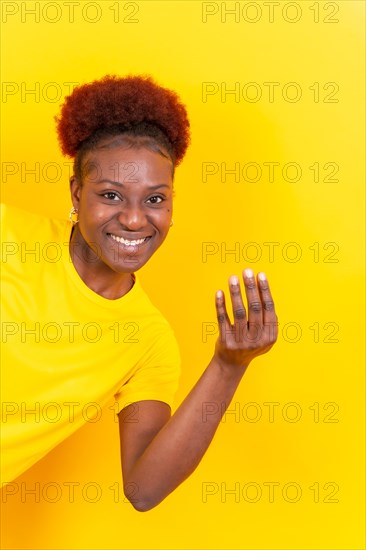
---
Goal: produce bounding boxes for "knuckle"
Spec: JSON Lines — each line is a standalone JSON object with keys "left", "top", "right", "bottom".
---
{"left": 263, "top": 300, "right": 274, "bottom": 311}
{"left": 217, "top": 314, "right": 226, "bottom": 323}
{"left": 267, "top": 331, "right": 277, "bottom": 344}
{"left": 230, "top": 285, "right": 241, "bottom": 295}
{"left": 246, "top": 280, "right": 256, "bottom": 290}
{"left": 245, "top": 341, "right": 258, "bottom": 351}
{"left": 234, "top": 308, "right": 246, "bottom": 319}
{"left": 226, "top": 341, "right": 237, "bottom": 351}
{"left": 249, "top": 301, "right": 262, "bottom": 313}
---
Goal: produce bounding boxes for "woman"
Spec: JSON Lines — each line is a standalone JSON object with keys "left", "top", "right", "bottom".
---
{"left": 1, "top": 75, "right": 278, "bottom": 511}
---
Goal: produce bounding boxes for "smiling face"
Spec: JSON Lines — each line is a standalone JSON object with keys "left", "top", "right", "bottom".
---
{"left": 70, "top": 142, "right": 174, "bottom": 277}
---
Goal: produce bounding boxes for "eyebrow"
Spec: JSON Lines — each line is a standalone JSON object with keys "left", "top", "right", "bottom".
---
{"left": 93, "top": 179, "right": 171, "bottom": 190}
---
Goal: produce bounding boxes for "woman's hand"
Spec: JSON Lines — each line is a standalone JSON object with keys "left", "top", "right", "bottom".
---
{"left": 214, "top": 268, "right": 278, "bottom": 370}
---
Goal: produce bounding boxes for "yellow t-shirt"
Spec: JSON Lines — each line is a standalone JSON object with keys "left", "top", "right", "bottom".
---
{"left": 0, "top": 204, "right": 181, "bottom": 483}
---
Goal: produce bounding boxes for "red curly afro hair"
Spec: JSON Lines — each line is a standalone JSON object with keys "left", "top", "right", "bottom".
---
{"left": 55, "top": 74, "right": 190, "bottom": 174}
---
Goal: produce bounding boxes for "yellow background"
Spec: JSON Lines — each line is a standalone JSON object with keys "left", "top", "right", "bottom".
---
{"left": 1, "top": 1, "right": 364, "bottom": 548}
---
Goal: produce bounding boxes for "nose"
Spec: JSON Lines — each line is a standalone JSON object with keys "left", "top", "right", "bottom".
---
{"left": 117, "top": 205, "right": 147, "bottom": 231}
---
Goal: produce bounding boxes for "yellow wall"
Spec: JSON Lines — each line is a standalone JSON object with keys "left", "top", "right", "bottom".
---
{"left": 1, "top": 1, "right": 364, "bottom": 548}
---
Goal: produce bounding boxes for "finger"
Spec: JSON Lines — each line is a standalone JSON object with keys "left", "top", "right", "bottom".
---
{"left": 228, "top": 275, "right": 247, "bottom": 342}
{"left": 215, "top": 289, "right": 232, "bottom": 344}
{"left": 243, "top": 268, "right": 263, "bottom": 341}
{"left": 257, "top": 272, "right": 278, "bottom": 342}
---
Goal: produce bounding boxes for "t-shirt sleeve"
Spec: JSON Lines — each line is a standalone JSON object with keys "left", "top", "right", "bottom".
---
{"left": 113, "top": 326, "right": 181, "bottom": 413}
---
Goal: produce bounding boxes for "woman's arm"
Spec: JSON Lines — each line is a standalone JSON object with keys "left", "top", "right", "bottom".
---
{"left": 118, "top": 269, "right": 278, "bottom": 511}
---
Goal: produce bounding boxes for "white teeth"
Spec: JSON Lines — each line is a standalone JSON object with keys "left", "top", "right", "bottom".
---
{"left": 109, "top": 234, "right": 147, "bottom": 246}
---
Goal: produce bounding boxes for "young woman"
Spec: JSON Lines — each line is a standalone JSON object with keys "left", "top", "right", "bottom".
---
{"left": 1, "top": 75, "right": 278, "bottom": 511}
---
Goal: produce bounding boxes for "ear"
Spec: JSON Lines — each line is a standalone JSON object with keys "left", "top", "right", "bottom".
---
{"left": 70, "top": 176, "right": 82, "bottom": 209}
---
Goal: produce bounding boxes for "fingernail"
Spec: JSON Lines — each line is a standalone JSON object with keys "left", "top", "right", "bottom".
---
{"left": 229, "top": 275, "right": 239, "bottom": 285}
{"left": 258, "top": 272, "right": 267, "bottom": 281}
{"left": 244, "top": 268, "right": 254, "bottom": 278}
{"left": 216, "top": 290, "right": 223, "bottom": 298}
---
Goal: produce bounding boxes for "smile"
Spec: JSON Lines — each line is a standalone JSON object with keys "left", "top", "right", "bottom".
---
{"left": 108, "top": 233, "right": 151, "bottom": 246}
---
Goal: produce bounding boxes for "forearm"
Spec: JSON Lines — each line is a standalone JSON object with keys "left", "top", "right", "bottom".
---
{"left": 124, "top": 270, "right": 278, "bottom": 511}
{"left": 124, "top": 356, "right": 247, "bottom": 511}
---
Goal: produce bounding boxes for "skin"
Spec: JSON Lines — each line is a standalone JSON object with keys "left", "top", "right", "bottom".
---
{"left": 69, "top": 143, "right": 173, "bottom": 299}
{"left": 69, "top": 140, "right": 278, "bottom": 511}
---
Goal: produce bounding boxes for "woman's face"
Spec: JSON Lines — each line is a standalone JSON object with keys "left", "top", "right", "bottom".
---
{"left": 70, "top": 144, "right": 174, "bottom": 274}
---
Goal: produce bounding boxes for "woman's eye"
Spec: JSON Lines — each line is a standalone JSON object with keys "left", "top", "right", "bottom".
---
{"left": 103, "top": 192, "right": 120, "bottom": 201}
{"left": 147, "top": 196, "right": 164, "bottom": 204}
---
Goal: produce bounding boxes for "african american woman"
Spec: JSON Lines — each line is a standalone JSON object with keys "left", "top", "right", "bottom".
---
{"left": 1, "top": 75, "right": 278, "bottom": 511}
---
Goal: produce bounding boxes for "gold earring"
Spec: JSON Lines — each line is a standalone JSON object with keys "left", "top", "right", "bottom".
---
{"left": 170, "top": 219, "right": 174, "bottom": 227}
{"left": 69, "top": 207, "right": 79, "bottom": 224}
